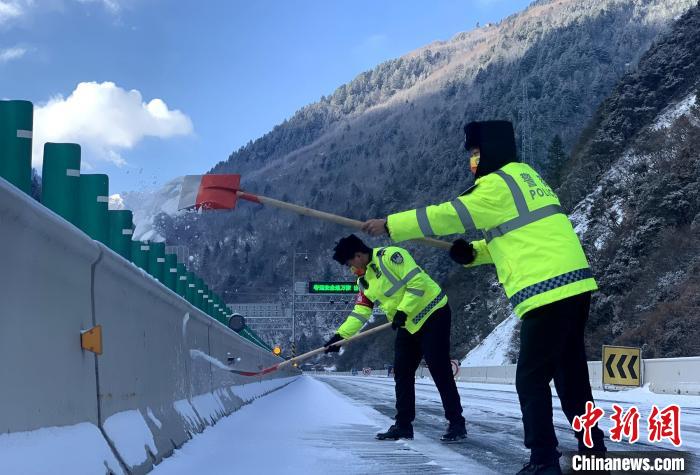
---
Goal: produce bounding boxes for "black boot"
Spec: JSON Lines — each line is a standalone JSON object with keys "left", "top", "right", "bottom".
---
{"left": 440, "top": 422, "right": 467, "bottom": 442}
{"left": 516, "top": 461, "right": 562, "bottom": 475}
{"left": 375, "top": 423, "right": 413, "bottom": 440}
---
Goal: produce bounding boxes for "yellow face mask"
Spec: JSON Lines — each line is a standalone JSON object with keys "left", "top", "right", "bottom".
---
{"left": 470, "top": 152, "right": 480, "bottom": 175}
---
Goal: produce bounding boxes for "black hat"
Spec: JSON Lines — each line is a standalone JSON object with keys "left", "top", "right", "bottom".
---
{"left": 463, "top": 120, "right": 518, "bottom": 178}
{"left": 332, "top": 234, "right": 371, "bottom": 265}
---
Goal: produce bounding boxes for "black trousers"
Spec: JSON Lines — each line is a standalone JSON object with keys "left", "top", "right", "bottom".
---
{"left": 393, "top": 304, "right": 465, "bottom": 427}
{"left": 516, "top": 292, "right": 606, "bottom": 464}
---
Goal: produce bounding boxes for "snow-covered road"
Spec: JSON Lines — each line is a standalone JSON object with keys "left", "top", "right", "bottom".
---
{"left": 319, "top": 375, "right": 700, "bottom": 473}
{"left": 151, "top": 375, "right": 700, "bottom": 474}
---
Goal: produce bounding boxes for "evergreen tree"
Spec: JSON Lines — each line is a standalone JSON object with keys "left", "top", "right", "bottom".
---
{"left": 543, "top": 134, "right": 567, "bottom": 187}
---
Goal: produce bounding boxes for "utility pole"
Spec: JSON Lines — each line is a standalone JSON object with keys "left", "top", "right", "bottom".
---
{"left": 291, "top": 250, "right": 309, "bottom": 346}
{"left": 520, "top": 82, "right": 533, "bottom": 166}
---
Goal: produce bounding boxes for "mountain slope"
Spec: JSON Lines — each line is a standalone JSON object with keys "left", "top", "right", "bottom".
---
{"left": 562, "top": 4, "right": 700, "bottom": 358}
{"left": 151, "top": 0, "right": 697, "bottom": 365}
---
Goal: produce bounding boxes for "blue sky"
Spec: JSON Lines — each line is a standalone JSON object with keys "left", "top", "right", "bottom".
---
{"left": 0, "top": 0, "right": 532, "bottom": 193}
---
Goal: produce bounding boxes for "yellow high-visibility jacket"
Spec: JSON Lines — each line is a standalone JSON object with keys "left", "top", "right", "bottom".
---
{"left": 386, "top": 162, "right": 597, "bottom": 318}
{"left": 336, "top": 246, "right": 447, "bottom": 337}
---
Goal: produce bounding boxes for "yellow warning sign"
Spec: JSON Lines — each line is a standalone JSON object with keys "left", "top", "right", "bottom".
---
{"left": 602, "top": 345, "right": 641, "bottom": 387}
{"left": 81, "top": 325, "right": 103, "bottom": 355}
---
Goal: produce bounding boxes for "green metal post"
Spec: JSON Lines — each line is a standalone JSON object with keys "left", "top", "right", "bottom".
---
{"left": 148, "top": 241, "right": 165, "bottom": 283}
{"left": 164, "top": 254, "right": 178, "bottom": 291}
{"left": 41, "top": 143, "right": 81, "bottom": 224}
{"left": 78, "top": 174, "right": 109, "bottom": 243}
{"left": 202, "top": 286, "right": 211, "bottom": 315}
{"left": 212, "top": 296, "right": 221, "bottom": 321}
{"left": 195, "top": 277, "right": 205, "bottom": 310}
{"left": 108, "top": 210, "right": 133, "bottom": 260}
{"left": 131, "top": 240, "right": 150, "bottom": 272}
{"left": 186, "top": 271, "right": 197, "bottom": 305}
{"left": 176, "top": 263, "right": 188, "bottom": 298}
{"left": 0, "top": 100, "right": 33, "bottom": 194}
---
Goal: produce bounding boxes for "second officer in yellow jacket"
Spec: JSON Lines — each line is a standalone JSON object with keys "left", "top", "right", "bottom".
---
{"left": 323, "top": 234, "right": 466, "bottom": 442}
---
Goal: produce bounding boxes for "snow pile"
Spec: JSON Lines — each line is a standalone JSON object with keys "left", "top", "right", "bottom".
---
{"left": 0, "top": 423, "right": 123, "bottom": 475}
{"left": 461, "top": 313, "right": 518, "bottom": 367}
{"left": 147, "top": 408, "right": 163, "bottom": 429}
{"left": 151, "top": 377, "right": 377, "bottom": 475}
{"left": 173, "top": 399, "right": 201, "bottom": 432}
{"left": 229, "top": 376, "right": 298, "bottom": 403}
{"left": 191, "top": 393, "right": 226, "bottom": 424}
{"left": 103, "top": 410, "right": 158, "bottom": 469}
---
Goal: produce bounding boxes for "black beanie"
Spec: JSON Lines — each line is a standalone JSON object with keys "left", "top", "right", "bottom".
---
{"left": 463, "top": 120, "right": 518, "bottom": 178}
{"left": 332, "top": 234, "right": 371, "bottom": 265}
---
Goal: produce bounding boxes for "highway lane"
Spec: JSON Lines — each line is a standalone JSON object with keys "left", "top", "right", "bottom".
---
{"left": 316, "top": 375, "right": 699, "bottom": 474}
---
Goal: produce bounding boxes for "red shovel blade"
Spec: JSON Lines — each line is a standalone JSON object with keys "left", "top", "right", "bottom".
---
{"left": 229, "top": 363, "right": 279, "bottom": 377}
{"left": 178, "top": 174, "right": 241, "bottom": 210}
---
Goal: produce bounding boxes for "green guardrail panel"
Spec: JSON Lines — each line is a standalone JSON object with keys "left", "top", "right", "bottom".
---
{"left": 202, "top": 286, "right": 211, "bottom": 315}
{"left": 186, "top": 271, "right": 197, "bottom": 304}
{"left": 195, "top": 277, "right": 205, "bottom": 310}
{"left": 131, "top": 240, "right": 150, "bottom": 271}
{"left": 78, "top": 174, "right": 109, "bottom": 243}
{"left": 0, "top": 100, "right": 33, "bottom": 194}
{"left": 108, "top": 210, "right": 133, "bottom": 260}
{"left": 164, "top": 254, "right": 178, "bottom": 291}
{"left": 176, "top": 263, "right": 188, "bottom": 298}
{"left": 41, "top": 143, "right": 81, "bottom": 224}
{"left": 148, "top": 241, "right": 165, "bottom": 283}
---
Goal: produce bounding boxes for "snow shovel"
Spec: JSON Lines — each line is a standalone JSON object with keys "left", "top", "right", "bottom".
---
{"left": 177, "top": 174, "right": 451, "bottom": 250}
{"left": 229, "top": 322, "right": 392, "bottom": 376}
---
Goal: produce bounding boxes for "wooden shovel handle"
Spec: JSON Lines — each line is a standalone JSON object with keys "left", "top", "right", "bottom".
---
{"left": 237, "top": 191, "right": 451, "bottom": 250}
{"left": 277, "top": 322, "right": 393, "bottom": 370}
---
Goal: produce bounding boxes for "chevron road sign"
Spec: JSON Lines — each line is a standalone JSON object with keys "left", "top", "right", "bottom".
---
{"left": 602, "top": 345, "right": 642, "bottom": 387}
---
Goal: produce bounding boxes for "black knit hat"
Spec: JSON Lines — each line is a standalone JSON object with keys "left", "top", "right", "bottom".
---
{"left": 332, "top": 234, "right": 371, "bottom": 265}
{"left": 463, "top": 120, "right": 518, "bottom": 178}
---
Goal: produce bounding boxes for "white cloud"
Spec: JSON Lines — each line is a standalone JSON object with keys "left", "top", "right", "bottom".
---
{"left": 0, "top": 1, "right": 24, "bottom": 24}
{"left": 33, "top": 81, "right": 194, "bottom": 168}
{"left": 0, "top": 46, "right": 27, "bottom": 63}
{"left": 0, "top": 0, "right": 125, "bottom": 26}
{"left": 76, "top": 0, "right": 121, "bottom": 13}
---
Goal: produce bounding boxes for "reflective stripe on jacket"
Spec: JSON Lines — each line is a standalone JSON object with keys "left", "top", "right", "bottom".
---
{"left": 386, "top": 162, "right": 597, "bottom": 318}
{"left": 336, "top": 246, "right": 447, "bottom": 336}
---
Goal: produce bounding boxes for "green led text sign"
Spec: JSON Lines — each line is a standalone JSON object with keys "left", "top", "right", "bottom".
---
{"left": 308, "top": 282, "right": 359, "bottom": 294}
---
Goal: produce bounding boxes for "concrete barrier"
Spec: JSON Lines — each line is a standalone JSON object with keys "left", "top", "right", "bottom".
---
{"left": 0, "top": 177, "right": 101, "bottom": 433}
{"left": 311, "top": 356, "right": 700, "bottom": 396}
{"left": 641, "top": 356, "right": 700, "bottom": 395}
{"left": 0, "top": 177, "right": 299, "bottom": 474}
{"left": 93, "top": 247, "right": 195, "bottom": 473}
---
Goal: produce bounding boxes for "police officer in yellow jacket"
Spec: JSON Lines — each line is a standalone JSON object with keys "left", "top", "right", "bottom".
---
{"left": 323, "top": 234, "right": 466, "bottom": 442}
{"left": 362, "top": 121, "right": 606, "bottom": 474}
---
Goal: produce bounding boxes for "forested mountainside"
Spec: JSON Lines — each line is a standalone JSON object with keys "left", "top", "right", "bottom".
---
{"left": 150, "top": 0, "right": 697, "bottom": 366}
{"left": 563, "top": 4, "right": 700, "bottom": 359}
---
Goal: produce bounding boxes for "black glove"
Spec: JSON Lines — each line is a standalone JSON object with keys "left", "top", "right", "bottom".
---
{"left": 392, "top": 311, "right": 408, "bottom": 330}
{"left": 449, "top": 239, "right": 475, "bottom": 265}
{"left": 324, "top": 333, "right": 344, "bottom": 353}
